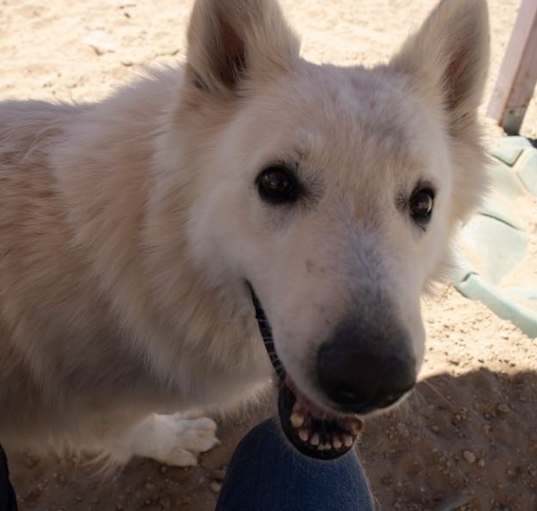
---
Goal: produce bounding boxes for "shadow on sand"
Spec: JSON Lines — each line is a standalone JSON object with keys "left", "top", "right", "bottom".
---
{"left": 6, "top": 368, "right": 537, "bottom": 511}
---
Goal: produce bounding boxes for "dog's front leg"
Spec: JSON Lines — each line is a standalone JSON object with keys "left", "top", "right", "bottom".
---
{"left": 103, "top": 413, "right": 219, "bottom": 467}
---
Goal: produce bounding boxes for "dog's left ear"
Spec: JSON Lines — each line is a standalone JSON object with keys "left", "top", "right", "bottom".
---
{"left": 185, "top": 0, "right": 300, "bottom": 97}
{"left": 391, "top": 0, "right": 490, "bottom": 137}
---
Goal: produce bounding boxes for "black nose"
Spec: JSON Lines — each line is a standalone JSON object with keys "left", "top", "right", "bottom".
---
{"left": 317, "top": 323, "right": 416, "bottom": 413}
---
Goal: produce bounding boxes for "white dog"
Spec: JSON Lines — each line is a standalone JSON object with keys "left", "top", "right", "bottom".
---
{"left": 0, "top": 0, "right": 489, "bottom": 465}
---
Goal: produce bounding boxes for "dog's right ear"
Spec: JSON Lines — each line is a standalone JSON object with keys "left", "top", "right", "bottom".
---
{"left": 185, "top": 0, "right": 300, "bottom": 97}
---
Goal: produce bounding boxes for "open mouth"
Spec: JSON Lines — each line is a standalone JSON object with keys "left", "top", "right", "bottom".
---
{"left": 248, "top": 283, "right": 363, "bottom": 460}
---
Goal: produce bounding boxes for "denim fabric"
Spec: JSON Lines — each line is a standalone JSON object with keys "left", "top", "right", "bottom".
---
{"left": 216, "top": 418, "right": 374, "bottom": 511}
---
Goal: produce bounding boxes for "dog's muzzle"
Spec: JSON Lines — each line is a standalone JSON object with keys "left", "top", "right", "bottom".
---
{"left": 247, "top": 283, "right": 364, "bottom": 460}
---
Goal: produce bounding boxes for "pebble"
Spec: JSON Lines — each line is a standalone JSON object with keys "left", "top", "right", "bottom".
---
{"left": 463, "top": 450, "right": 476, "bottom": 464}
{"left": 496, "top": 403, "right": 510, "bottom": 414}
{"left": 210, "top": 482, "right": 223, "bottom": 494}
{"left": 396, "top": 422, "right": 409, "bottom": 438}
{"left": 83, "top": 31, "right": 117, "bottom": 56}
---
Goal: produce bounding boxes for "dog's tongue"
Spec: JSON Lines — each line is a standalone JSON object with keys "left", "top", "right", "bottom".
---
{"left": 277, "top": 381, "right": 363, "bottom": 460}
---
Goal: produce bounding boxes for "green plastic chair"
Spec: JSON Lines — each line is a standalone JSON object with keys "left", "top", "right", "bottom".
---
{"left": 452, "top": 137, "right": 537, "bottom": 338}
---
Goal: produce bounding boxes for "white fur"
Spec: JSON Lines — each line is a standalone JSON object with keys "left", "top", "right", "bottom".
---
{"left": 0, "top": 0, "right": 489, "bottom": 465}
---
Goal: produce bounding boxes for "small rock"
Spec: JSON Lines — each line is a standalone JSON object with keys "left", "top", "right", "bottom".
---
{"left": 210, "top": 482, "right": 223, "bottom": 494}
{"left": 478, "top": 459, "right": 486, "bottom": 468}
{"left": 496, "top": 403, "right": 510, "bottom": 415}
{"left": 83, "top": 31, "right": 117, "bottom": 56}
{"left": 145, "top": 482, "right": 156, "bottom": 492}
{"left": 463, "top": 450, "right": 476, "bottom": 464}
{"left": 159, "top": 466, "right": 168, "bottom": 474}
{"left": 431, "top": 425, "right": 440, "bottom": 433}
{"left": 396, "top": 422, "right": 409, "bottom": 437}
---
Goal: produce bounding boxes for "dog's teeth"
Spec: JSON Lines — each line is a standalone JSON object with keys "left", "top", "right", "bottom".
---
{"left": 343, "top": 435, "right": 354, "bottom": 448}
{"left": 332, "top": 436, "right": 343, "bottom": 450}
{"left": 321, "top": 442, "right": 331, "bottom": 451}
{"left": 290, "top": 413, "right": 305, "bottom": 429}
{"left": 298, "top": 429, "right": 310, "bottom": 442}
{"left": 309, "top": 433, "right": 320, "bottom": 446}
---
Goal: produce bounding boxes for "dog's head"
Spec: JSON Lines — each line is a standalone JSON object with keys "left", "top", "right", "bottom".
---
{"left": 180, "top": 0, "right": 489, "bottom": 456}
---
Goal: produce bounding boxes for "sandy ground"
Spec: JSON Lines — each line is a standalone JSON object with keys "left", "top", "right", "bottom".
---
{"left": 2, "top": 0, "right": 537, "bottom": 510}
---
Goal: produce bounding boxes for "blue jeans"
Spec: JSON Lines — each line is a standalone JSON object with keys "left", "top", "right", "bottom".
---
{"left": 216, "top": 418, "right": 375, "bottom": 511}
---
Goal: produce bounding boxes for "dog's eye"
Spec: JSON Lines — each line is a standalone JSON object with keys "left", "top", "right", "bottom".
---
{"left": 256, "top": 165, "right": 301, "bottom": 205}
{"left": 409, "top": 187, "right": 435, "bottom": 227}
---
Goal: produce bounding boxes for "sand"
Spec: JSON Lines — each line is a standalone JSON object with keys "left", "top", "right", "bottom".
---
{"left": 2, "top": 0, "right": 537, "bottom": 509}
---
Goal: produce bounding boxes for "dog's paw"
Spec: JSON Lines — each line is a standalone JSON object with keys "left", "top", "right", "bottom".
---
{"left": 170, "top": 415, "right": 220, "bottom": 453}
{"left": 156, "top": 446, "right": 200, "bottom": 467}
{"left": 130, "top": 414, "right": 219, "bottom": 467}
